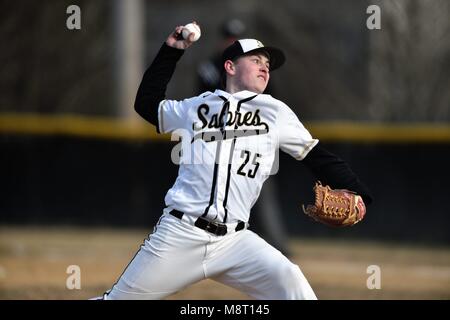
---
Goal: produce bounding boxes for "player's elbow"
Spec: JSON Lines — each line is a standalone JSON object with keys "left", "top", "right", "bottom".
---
{"left": 134, "top": 99, "right": 147, "bottom": 120}
{"left": 134, "top": 97, "right": 159, "bottom": 126}
{"left": 134, "top": 98, "right": 145, "bottom": 117}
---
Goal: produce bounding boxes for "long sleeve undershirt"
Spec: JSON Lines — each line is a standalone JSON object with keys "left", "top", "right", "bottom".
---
{"left": 301, "top": 143, "right": 373, "bottom": 204}
{"left": 134, "top": 43, "right": 184, "bottom": 131}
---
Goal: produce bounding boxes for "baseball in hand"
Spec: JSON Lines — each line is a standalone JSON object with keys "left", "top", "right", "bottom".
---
{"left": 182, "top": 23, "right": 201, "bottom": 41}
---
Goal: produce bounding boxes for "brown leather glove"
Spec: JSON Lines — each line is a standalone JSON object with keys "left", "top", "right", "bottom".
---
{"left": 302, "top": 181, "right": 366, "bottom": 227}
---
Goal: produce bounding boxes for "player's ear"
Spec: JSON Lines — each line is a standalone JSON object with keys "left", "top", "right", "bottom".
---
{"left": 224, "top": 60, "right": 236, "bottom": 75}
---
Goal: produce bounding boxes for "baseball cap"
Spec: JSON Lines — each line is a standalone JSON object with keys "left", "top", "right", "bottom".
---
{"left": 222, "top": 39, "right": 286, "bottom": 71}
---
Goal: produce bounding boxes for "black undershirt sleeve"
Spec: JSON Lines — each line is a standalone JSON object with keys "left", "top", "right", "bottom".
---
{"left": 134, "top": 43, "right": 184, "bottom": 132}
{"left": 302, "top": 142, "right": 374, "bottom": 205}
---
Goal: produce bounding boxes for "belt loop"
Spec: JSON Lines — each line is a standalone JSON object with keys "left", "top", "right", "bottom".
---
{"left": 169, "top": 209, "right": 184, "bottom": 220}
{"left": 235, "top": 221, "right": 245, "bottom": 232}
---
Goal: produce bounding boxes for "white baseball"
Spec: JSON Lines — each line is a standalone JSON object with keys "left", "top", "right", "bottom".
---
{"left": 182, "top": 23, "right": 201, "bottom": 41}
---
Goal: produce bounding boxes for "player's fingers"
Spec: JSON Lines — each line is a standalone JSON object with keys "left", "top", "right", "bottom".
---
{"left": 169, "top": 26, "right": 182, "bottom": 39}
{"left": 174, "top": 26, "right": 184, "bottom": 35}
{"left": 187, "top": 32, "right": 196, "bottom": 42}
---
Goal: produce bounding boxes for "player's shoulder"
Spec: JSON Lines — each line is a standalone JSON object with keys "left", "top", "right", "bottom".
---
{"left": 198, "top": 91, "right": 216, "bottom": 100}
{"left": 258, "top": 94, "right": 303, "bottom": 125}
{"left": 179, "top": 91, "right": 215, "bottom": 105}
{"left": 257, "top": 93, "right": 291, "bottom": 112}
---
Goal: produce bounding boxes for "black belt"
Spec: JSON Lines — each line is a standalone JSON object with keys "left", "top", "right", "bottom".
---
{"left": 169, "top": 209, "right": 245, "bottom": 236}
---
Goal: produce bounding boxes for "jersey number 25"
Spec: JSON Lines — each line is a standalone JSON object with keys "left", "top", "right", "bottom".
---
{"left": 237, "top": 150, "right": 261, "bottom": 179}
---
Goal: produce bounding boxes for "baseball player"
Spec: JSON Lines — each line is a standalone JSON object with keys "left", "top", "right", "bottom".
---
{"left": 196, "top": 19, "right": 291, "bottom": 257}
{"left": 102, "top": 23, "right": 373, "bottom": 300}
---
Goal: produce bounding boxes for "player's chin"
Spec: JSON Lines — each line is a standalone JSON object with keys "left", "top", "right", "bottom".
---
{"left": 254, "top": 81, "right": 268, "bottom": 94}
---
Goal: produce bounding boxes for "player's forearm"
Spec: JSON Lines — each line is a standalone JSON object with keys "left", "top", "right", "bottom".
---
{"left": 134, "top": 43, "right": 184, "bottom": 125}
{"left": 302, "top": 143, "right": 373, "bottom": 205}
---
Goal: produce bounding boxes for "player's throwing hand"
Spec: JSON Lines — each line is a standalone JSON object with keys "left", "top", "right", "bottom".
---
{"left": 165, "top": 22, "right": 200, "bottom": 50}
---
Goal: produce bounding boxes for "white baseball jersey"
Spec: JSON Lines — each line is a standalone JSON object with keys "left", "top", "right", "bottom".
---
{"left": 158, "top": 89, "right": 318, "bottom": 224}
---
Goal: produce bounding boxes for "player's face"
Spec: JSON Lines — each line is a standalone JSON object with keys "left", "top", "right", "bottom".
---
{"left": 233, "top": 53, "right": 270, "bottom": 94}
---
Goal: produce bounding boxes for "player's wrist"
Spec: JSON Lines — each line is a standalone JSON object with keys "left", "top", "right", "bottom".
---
{"left": 160, "top": 42, "right": 185, "bottom": 57}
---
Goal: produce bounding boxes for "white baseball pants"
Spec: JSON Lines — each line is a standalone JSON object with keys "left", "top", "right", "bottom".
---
{"left": 106, "top": 212, "right": 317, "bottom": 300}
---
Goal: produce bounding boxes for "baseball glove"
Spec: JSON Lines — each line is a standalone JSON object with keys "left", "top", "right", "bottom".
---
{"left": 302, "top": 181, "right": 366, "bottom": 227}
